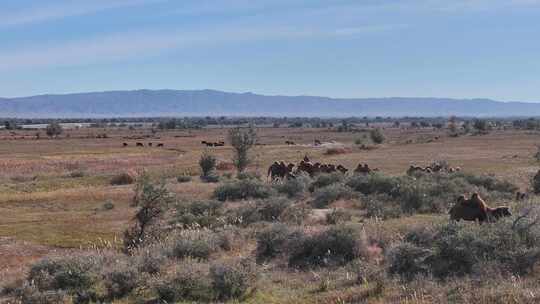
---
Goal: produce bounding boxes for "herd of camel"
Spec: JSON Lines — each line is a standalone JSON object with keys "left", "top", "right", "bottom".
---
{"left": 118, "top": 138, "right": 518, "bottom": 224}
{"left": 123, "top": 142, "right": 164, "bottom": 147}
{"left": 267, "top": 157, "right": 462, "bottom": 181}
{"left": 268, "top": 156, "right": 517, "bottom": 224}
{"left": 267, "top": 156, "right": 379, "bottom": 181}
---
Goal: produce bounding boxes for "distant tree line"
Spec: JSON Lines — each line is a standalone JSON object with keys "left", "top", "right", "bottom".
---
{"left": 2, "top": 116, "right": 540, "bottom": 132}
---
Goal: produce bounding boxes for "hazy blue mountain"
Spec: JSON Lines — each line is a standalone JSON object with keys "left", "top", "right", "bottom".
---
{"left": 1, "top": 89, "right": 539, "bottom": 118}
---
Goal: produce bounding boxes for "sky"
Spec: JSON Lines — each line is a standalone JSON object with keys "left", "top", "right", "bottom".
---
{"left": 0, "top": 0, "right": 539, "bottom": 101}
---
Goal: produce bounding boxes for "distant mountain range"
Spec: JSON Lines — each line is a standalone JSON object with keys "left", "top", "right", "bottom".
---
{"left": 1, "top": 89, "right": 539, "bottom": 118}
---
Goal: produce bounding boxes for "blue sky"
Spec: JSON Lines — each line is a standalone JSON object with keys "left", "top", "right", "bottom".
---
{"left": 0, "top": 0, "right": 539, "bottom": 101}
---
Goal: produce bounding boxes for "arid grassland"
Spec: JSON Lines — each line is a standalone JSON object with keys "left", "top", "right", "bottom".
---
{"left": 1, "top": 123, "right": 540, "bottom": 303}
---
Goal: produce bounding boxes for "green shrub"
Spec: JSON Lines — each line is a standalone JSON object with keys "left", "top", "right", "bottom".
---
{"left": 456, "top": 172, "right": 518, "bottom": 194}
{"left": 110, "top": 172, "right": 136, "bottom": 186}
{"left": 27, "top": 255, "right": 99, "bottom": 292}
{"left": 199, "top": 151, "right": 217, "bottom": 177}
{"left": 14, "top": 283, "right": 67, "bottom": 304}
{"left": 177, "top": 174, "right": 192, "bottom": 183}
{"left": 325, "top": 208, "right": 352, "bottom": 225}
{"left": 210, "top": 259, "right": 257, "bottom": 300}
{"left": 346, "top": 173, "right": 400, "bottom": 196}
{"left": 273, "top": 175, "right": 310, "bottom": 198}
{"left": 312, "top": 184, "right": 354, "bottom": 208}
{"left": 227, "top": 198, "right": 292, "bottom": 226}
{"left": 363, "top": 194, "right": 402, "bottom": 219}
{"left": 134, "top": 248, "right": 166, "bottom": 275}
{"left": 390, "top": 215, "right": 540, "bottom": 280}
{"left": 256, "top": 223, "right": 297, "bottom": 262}
{"left": 237, "top": 171, "right": 262, "bottom": 180}
{"left": 154, "top": 262, "right": 214, "bottom": 303}
{"left": 288, "top": 226, "right": 362, "bottom": 268}
{"left": 310, "top": 173, "right": 343, "bottom": 191}
{"left": 347, "top": 172, "right": 517, "bottom": 215}
{"left": 69, "top": 170, "right": 85, "bottom": 178}
{"left": 123, "top": 175, "right": 173, "bottom": 252}
{"left": 279, "top": 203, "right": 311, "bottom": 225}
{"left": 171, "top": 200, "right": 225, "bottom": 229}
{"left": 258, "top": 198, "right": 292, "bottom": 222}
{"left": 387, "top": 242, "right": 431, "bottom": 281}
{"left": 370, "top": 128, "right": 385, "bottom": 144}
{"left": 168, "top": 230, "right": 222, "bottom": 260}
{"left": 102, "top": 200, "right": 115, "bottom": 211}
{"left": 102, "top": 263, "right": 138, "bottom": 299}
{"left": 201, "top": 174, "right": 220, "bottom": 183}
{"left": 533, "top": 171, "right": 540, "bottom": 194}
{"left": 213, "top": 178, "right": 274, "bottom": 201}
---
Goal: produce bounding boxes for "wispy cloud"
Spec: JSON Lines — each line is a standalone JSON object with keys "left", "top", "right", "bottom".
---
{"left": 0, "top": 0, "right": 163, "bottom": 27}
{"left": 0, "top": 24, "right": 406, "bottom": 71}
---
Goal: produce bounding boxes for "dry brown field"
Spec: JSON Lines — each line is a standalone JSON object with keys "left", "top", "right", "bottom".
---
{"left": 1, "top": 125, "right": 540, "bottom": 302}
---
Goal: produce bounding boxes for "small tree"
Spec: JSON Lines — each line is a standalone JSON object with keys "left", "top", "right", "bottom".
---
{"left": 535, "top": 145, "right": 540, "bottom": 162}
{"left": 533, "top": 170, "right": 540, "bottom": 194}
{"left": 228, "top": 126, "right": 257, "bottom": 174}
{"left": 123, "top": 173, "right": 173, "bottom": 253}
{"left": 4, "top": 120, "right": 19, "bottom": 130}
{"left": 370, "top": 128, "right": 385, "bottom": 144}
{"left": 46, "top": 122, "right": 63, "bottom": 138}
{"left": 199, "top": 151, "right": 217, "bottom": 178}
{"left": 473, "top": 119, "right": 490, "bottom": 133}
{"left": 448, "top": 117, "right": 459, "bottom": 137}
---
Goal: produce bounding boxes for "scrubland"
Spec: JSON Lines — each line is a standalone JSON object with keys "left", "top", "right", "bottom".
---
{"left": 1, "top": 124, "right": 540, "bottom": 303}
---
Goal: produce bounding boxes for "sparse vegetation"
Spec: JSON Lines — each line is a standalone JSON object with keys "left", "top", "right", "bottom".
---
{"left": 213, "top": 178, "right": 274, "bottom": 201}
{"left": 110, "top": 171, "right": 136, "bottom": 185}
{"left": 45, "top": 122, "right": 63, "bottom": 138}
{"left": 4, "top": 119, "right": 540, "bottom": 304}
{"left": 177, "top": 174, "right": 192, "bottom": 183}
{"left": 228, "top": 126, "right": 257, "bottom": 174}
{"left": 370, "top": 128, "right": 385, "bottom": 144}
{"left": 199, "top": 151, "right": 217, "bottom": 178}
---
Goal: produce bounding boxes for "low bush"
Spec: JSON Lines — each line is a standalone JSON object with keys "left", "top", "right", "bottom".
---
{"left": 237, "top": 171, "right": 262, "bottom": 180}
{"left": 102, "top": 262, "right": 138, "bottom": 299}
{"left": 69, "top": 170, "right": 85, "bottom": 178}
{"left": 154, "top": 262, "right": 214, "bottom": 303}
{"left": 102, "top": 200, "right": 115, "bottom": 211}
{"left": 199, "top": 151, "right": 217, "bottom": 178}
{"left": 310, "top": 172, "right": 343, "bottom": 191}
{"left": 256, "top": 223, "right": 297, "bottom": 262}
{"left": 370, "top": 128, "right": 385, "bottom": 144}
{"left": 134, "top": 247, "right": 166, "bottom": 275}
{"left": 27, "top": 255, "right": 99, "bottom": 292}
{"left": 326, "top": 208, "right": 352, "bottom": 225}
{"left": 110, "top": 171, "right": 136, "bottom": 185}
{"left": 389, "top": 214, "right": 540, "bottom": 281}
{"left": 347, "top": 172, "right": 517, "bottom": 215}
{"left": 201, "top": 174, "right": 220, "bottom": 183}
{"left": 279, "top": 203, "right": 311, "bottom": 225}
{"left": 346, "top": 173, "right": 400, "bottom": 196}
{"left": 177, "top": 174, "right": 192, "bottom": 183}
{"left": 210, "top": 259, "right": 257, "bottom": 301}
{"left": 273, "top": 175, "right": 310, "bottom": 198}
{"left": 227, "top": 198, "right": 292, "bottom": 226}
{"left": 362, "top": 194, "right": 402, "bottom": 219}
{"left": 171, "top": 200, "right": 225, "bottom": 229}
{"left": 456, "top": 172, "right": 518, "bottom": 194}
{"left": 257, "top": 197, "right": 293, "bottom": 222}
{"left": 288, "top": 226, "right": 362, "bottom": 268}
{"left": 387, "top": 242, "right": 431, "bottom": 281}
{"left": 213, "top": 178, "right": 274, "bottom": 201}
{"left": 312, "top": 184, "right": 354, "bottom": 208}
{"left": 167, "top": 230, "right": 224, "bottom": 260}
{"left": 13, "top": 283, "right": 67, "bottom": 304}
{"left": 324, "top": 147, "right": 351, "bottom": 155}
